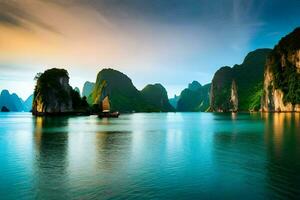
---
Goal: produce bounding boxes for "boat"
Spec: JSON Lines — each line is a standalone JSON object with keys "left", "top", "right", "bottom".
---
{"left": 98, "top": 96, "right": 120, "bottom": 118}
{"left": 98, "top": 111, "right": 119, "bottom": 118}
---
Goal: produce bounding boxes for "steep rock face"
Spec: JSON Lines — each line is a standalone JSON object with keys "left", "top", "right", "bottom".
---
{"left": 89, "top": 68, "right": 154, "bottom": 112}
{"left": 33, "top": 69, "right": 73, "bottom": 114}
{"left": 141, "top": 84, "right": 174, "bottom": 112}
{"left": 0, "top": 90, "right": 24, "bottom": 111}
{"left": 230, "top": 80, "right": 238, "bottom": 112}
{"left": 23, "top": 94, "right": 33, "bottom": 112}
{"left": 177, "top": 82, "right": 211, "bottom": 112}
{"left": 262, "top": 28, "right": 300, "bottom": 112}
{"left": 82, "top": 81, "right": 95, "bottom": 97}
{"left": 210, "top": 48, "right": 271, "bottom": 112}
{"left": 209, "top": 67, "right": 234, "bottom": 112}
{"left": 32, "top": 68, "right": 88, "bottom": 115}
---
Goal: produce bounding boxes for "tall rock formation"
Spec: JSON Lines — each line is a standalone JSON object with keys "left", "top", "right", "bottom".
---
{"left": 82, "top": 81, "right": 95, "bottom": 97}
{"left": 141, "top": 84, "right": 174, "bottom": 112}
{"left": 261, "top": 28, "right": 300, "bottom": 112}
{"left": 89, "top": 68, "right": 155, "bottom": 112}
{"left": 23, "top": 94, "right": 33, "bottom": 112}
{"left": 210, "top": 48, "right": 271, "bottom": 112}
{"left": 177, "top": 81, "right": 211, "bottom": 112}
{"left": 0, "top": 90, "right": 24, "bottom": 112}
{"left": 209, "top": 67, "right": 234, "bottom": 112}
{"left": 230, "top": 80, "right": 238, "bottom": 112}
{"left": 32, "top": 68, "right": 88, "bottom": 115}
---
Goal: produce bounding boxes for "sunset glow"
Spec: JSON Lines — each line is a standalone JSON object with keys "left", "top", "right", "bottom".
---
{"left": 1, "top": 0, "right": 300, "bottom": 99}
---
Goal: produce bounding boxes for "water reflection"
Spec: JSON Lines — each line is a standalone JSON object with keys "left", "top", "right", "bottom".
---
{"left": 262, "top": 113, "right": 300, "bottom": 198}
{"left": 32, "top": 116, "right": 138, "bottom": 198}
{"left": 1, "top": 112, "right": 300, "bottom": 199}
{"left": 211, "top": 114, "right": 265, "bottom": 199}
{"left": 96, "top": 131, "right": 132, "bottom": 171}
{"left": 33, "top": 117, "right": 70, "bottom": 199}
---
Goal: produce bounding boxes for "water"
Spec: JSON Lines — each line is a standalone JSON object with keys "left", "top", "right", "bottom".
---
{"left": 0, "top": 112, "right": 299, "bottom": 199}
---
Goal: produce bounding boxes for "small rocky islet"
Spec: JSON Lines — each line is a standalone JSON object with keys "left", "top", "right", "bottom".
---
{"left": 7, "top": 27, "right": 299, "bottom": 116}
{"left": 32, "top": 68, "right": 89, "bottom": 116}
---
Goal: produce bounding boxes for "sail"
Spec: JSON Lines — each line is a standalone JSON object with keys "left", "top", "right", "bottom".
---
{"left": 102, "top": 96, "right": 110, "bottom": 112}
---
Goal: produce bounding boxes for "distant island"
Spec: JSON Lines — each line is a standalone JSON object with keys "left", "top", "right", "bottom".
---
{"left": 1, "top": 27, "right": 300, "bottom": 115}
{"left": 0, "top": 89, "right": 32, "bottom": 112}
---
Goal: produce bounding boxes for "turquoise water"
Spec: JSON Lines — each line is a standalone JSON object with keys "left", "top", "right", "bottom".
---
{"left": 0, "top": 112, "right": 299, "bottom": 199}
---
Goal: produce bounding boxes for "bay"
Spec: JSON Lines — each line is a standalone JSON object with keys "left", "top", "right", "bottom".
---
{"left": 0, "top": 112, "right": 299, "bottom": 199}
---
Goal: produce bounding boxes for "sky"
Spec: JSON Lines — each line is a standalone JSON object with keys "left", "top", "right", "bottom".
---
{"left": 1, "top": 0, "right": 300, "bottom": 99}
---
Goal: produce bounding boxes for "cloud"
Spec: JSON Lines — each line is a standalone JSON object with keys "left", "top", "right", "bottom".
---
{"left": 1, "top": 0, "right": 298, "bottom": 98}
{"left": 0, "top": 0, "right": 59, "bottom": 33}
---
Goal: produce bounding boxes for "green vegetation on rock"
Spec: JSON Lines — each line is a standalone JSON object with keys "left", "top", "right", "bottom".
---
{"left": 141, "top": 84, "right": 174, "bottom": 112}
{"left": 33, "top": 68, "right": 89, "bottom": 115}
{"left": 210, "top": 67, "right": 233, "bottom": 111}
{"left": 210, "top": 48, "right": 271, "bottom": 112}
{"left": 34, "top": 68, "right": 71, "bottom": 107}
{"left": 82, "top": 81, "right": 95, "bottom": 98}
{"left": 89, "top": 68, "right": 171, "bottom": 112}
{"left": 248, "top": 83, "right": 263, "bottom": 111}
{"left": 177, "top": 82, "right": 211, "bottom": 112}
{"left": 268, "top": 27, "right": 300, "bottom": 104}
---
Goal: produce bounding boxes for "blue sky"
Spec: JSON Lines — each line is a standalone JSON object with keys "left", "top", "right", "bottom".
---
{"left": 0, "top": 0, "right": 300, "bottom": 99}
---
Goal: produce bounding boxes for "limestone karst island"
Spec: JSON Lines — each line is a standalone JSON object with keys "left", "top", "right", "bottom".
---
{"left": 1, "top": 1, "right": 300, "bottom": 199}
{"left": 23, "top": 28, "right": 300, "bottom": 116}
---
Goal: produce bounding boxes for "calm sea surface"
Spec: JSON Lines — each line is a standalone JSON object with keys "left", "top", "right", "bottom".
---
{"left": 0, "top": 112, "right": 299, "bottom": 199}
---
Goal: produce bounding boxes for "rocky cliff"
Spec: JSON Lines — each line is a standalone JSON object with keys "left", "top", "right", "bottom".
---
{"left": 32, "top": 68, "right": 88, "bottom": 115}
{"left": 210, "top": 48, "right": 271, "bottom": 112}
{"left": 230, "top": 80, "right": 238, "bottom": 112}
{"left": 177, "top": 81, "right": 211, "bottom": 112}
{"left": 209, "top": 67, "right": 234, "bottom": 112}
{"left": 261, "top": 28, "right": 300, "bottom": 112}
{"left": 89, "top": 68, "right": 158, "bottom": 112}
{"left": 82, "top": 81, "right": 95, "bottom": 98}
{"left": 23, "top": 94, "right": 33, "bottom": 112}
{"left": 141, "top": 84, "right": 174, "bottom": 112}
{"left": 0, "top": 90, "right": 24, "bottom": 112}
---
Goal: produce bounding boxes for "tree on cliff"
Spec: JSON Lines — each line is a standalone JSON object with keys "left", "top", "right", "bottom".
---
{"left": 33, "top": 68, "right": 89, "bottom": 115}
{"left": 268, "top": 27, "right": 300, "bottom": 104}
{"left": 210, "top": 48, "right": 271, "bottom": 112}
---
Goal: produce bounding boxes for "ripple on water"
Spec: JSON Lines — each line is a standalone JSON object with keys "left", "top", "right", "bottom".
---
{"left": 0, "top": 112, "right": 300, "bottom": 199}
